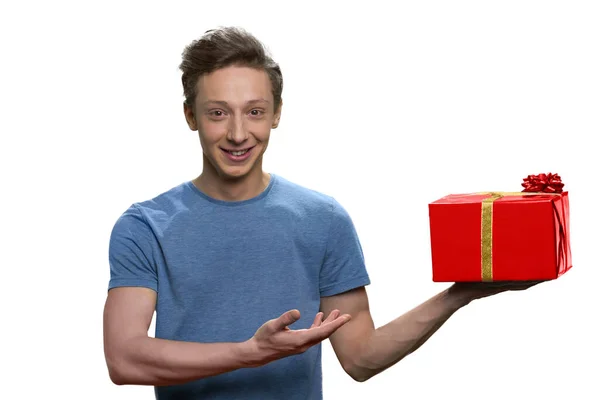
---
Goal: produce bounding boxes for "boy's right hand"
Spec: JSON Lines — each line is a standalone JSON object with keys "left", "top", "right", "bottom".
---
{"left": 243, "top": 309, "right": 352, "bottom": 367}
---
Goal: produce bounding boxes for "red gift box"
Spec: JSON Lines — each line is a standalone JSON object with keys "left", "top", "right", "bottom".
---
{"left": 428, "top": 175, "right": 572, "bottom": 282}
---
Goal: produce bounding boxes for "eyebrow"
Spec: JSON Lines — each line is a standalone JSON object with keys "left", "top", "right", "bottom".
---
{"left": 203, "top": 99, "right": 270, "bottom": 107}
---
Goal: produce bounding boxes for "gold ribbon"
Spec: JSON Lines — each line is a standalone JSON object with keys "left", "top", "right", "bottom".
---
{"left": 477, "top": 192, "right": 562, "bottom": 281}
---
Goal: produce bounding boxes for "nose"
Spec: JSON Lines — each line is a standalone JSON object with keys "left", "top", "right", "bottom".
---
{"left": 226, "top": 114, "right": 248, "bottom": 144}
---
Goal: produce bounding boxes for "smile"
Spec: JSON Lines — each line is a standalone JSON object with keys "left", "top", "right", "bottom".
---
{"left": 220, "top": 146, "right": 256, "bottom": 161}
{"left": 228, "top": 149, "right": 248, "bottom": 156}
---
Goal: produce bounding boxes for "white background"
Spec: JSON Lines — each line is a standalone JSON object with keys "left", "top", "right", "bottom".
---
{"left": 1, "top": 1, "right": 599, "bottom": 399}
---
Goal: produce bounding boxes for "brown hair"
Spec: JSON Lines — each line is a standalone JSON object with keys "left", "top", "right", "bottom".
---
{"left": 179, "top": 26, "right": 283, "bottom": 111}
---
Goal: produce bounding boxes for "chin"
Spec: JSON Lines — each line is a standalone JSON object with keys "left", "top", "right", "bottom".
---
{"left": 215, "top": 151, "right": 264, "bottom": 181}
{"left": 221, "top": 170, "right": 249, "bottom": 181}
{"left": 216, "top": 164, "right": 256, "bottom": 181}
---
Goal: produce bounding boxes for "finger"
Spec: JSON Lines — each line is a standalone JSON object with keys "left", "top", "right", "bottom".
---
{"left": 524, "top": 280, "right": 545, "bottom": 287}
{"left": 490, "top": 280, "right": 544, "bottom": 288}
{"left": 514, "top": 281, "right": 543, "bottom": 290}
{"left": 323, "top": 309, "right": 340, "bottom": 323}
{"left": 331, "top": 314, "right": 351, "bottom": 326}
{"left": 492, "top": 280, "right": 543, "bottom": 290}
{"left": 305, "top": 314, "right": 352, "bottom": 343}
{"left": 272, "top": 309, "right": 301, "bottom": 331}
{"left": 310, "top": 312, "right": 324, "bottom": 328}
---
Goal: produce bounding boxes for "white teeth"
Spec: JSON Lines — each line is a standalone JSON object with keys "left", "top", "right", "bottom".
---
{"left": 230, "top": 150, "right": 248, "bottom": 156}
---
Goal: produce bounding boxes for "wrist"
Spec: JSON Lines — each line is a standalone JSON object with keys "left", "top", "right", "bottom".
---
{"left": 444, "top": 284, "right": 477, "bottom": 309}
{"left": 236, "top": 339, "right": 263, "bottom": 368}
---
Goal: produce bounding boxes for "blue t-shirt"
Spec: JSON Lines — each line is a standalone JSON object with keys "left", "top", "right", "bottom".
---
{"left": 108, "top": 174, "right": 371, "bottom": 399}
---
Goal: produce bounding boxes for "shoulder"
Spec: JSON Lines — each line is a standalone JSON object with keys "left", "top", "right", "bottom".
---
{"left": 111, "top": 181, "right": 190, "bottom": 234}
{"left": 135, "top": 181, "right": 189, "bottom": 215}
{"left": 270, "top": 174, "right": 337, "bottom": 210}
{"left": 269, "top": 174, "right": 351, "bottom": 222}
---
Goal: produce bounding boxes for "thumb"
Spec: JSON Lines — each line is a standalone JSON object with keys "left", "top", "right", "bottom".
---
{"left": 272, "top": 309, "right": 300, "bottom": 331}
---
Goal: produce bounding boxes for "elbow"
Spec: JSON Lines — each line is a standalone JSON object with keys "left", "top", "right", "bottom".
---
{"left": 105, "top": 337, "right": 148, "bottom": 386}
{"left": 107, "top": 359, "right": 131, "bottom": 385}
{"left": 344, "top": 362, "right": 372, "bottom": 383}
{"left": 350, "top": 371, "right": 371, "bottom": 383}
{"left": 109, "top": 370, "right": 127, "bottom": 386}
{"left": 107, "top": 362, "right": 128, "bottom": 386}
{"left": 351, "top": 374, "right": 369, "bottom": 383}
{"left": 106, "top": 352, "right": 136, "bottom": 386}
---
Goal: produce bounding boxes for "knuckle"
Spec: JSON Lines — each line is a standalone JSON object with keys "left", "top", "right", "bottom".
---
{"left": 295, "top": 337, "right": 310, "bottom": 350}
{"left": 295, "top": 342, "right": 310, "bottom": 354}
{"left": 265, "top": 323, "right": 276, "bottom": 333}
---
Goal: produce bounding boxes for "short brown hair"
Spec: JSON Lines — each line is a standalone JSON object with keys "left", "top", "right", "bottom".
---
{"left": 179, "top": 26, "right": 283, "bottom": 111}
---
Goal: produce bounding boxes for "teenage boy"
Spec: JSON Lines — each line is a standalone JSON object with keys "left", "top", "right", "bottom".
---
{"left": 103, "top": 26, "right": 539, "bottom": 400}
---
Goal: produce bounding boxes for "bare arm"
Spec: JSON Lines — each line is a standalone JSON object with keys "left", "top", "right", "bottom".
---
{"left": 351, "top": 287, "right": 469, "bottom": 381}
{"left": 103, "top": 287, "right": 256, "bottom": 386}
{"left": 103, "top": 287, "right": 351, "bottom": 386}
{"left": 320, "top": 286, "right": 471, "bottom": 382}
{"left": 320, "top": 282, "right": 540, "bottom": 382}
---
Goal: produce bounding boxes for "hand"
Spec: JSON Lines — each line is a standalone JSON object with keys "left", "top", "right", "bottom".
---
{"left": 244, "top": 309, "right": 352, "bottom": 367}
{"left": 449, "top": 280, "right": 546, "bottom": 304}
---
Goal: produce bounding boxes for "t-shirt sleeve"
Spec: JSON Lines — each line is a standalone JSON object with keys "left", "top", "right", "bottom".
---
{"left": 108, "top": 204, "right": 159, "bottom": 293}
{"left": 319, "top": 198, "right": 371, "bottom": 297}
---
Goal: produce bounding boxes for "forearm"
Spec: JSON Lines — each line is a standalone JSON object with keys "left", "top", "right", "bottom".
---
{"left": 351, "top": 287, "right": 472, "bottom": 382}
{"left": 108, "top": 336, "right": 257, "bottom": 386}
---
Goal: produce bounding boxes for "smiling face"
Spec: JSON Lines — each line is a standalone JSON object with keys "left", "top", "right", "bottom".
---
{"left": 184, "top": 65, "right": 282, "bottom": 182}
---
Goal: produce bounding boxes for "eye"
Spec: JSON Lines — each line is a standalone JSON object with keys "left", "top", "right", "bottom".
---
{"left": 249, "top": 109, "right": 264, "bottom": 117}
{"left": 208, "top": 110, "right": 226, "bottom": 119}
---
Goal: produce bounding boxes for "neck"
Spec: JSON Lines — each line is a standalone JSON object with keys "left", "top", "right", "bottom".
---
{"left": 193, "top": 158, "right": 270, "bottom": 202}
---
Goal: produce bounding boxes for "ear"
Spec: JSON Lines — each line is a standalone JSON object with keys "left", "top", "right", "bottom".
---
{"left": 183, "top": 102, "right": 197, "bottom": 131}
{"left": 272, "top": 99, "right": 283, "bottom": 129}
